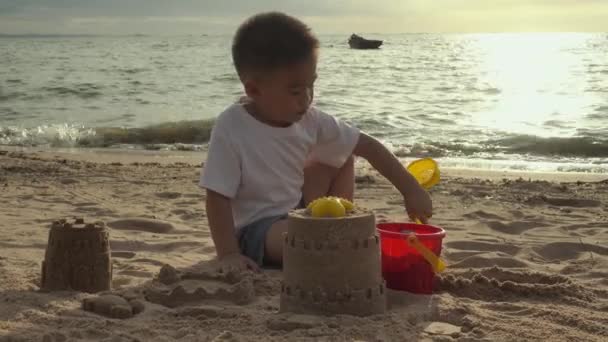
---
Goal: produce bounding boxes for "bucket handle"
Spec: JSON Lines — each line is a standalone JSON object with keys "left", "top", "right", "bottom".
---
{"left": 405, "top": 233, "right": 447, "bottom": 273}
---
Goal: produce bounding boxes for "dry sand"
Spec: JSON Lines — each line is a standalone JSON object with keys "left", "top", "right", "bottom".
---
{"left": 0, "top": 147, "right": 607, "bottom": 341}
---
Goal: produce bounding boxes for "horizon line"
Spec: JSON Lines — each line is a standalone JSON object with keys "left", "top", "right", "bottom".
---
{"left": 1, "top": 31, "right": 607, "bottom": 38}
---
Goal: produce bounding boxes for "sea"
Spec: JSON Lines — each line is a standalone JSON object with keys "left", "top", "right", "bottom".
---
{"left": 1, "top": 33, "right": 607, "bottom": 173}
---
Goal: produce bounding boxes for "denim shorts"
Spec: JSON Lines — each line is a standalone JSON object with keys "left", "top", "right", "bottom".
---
{"left": 236, "top": 199, "right": 305, "bottom": 267}
{"left": 236, "top": 214, "right": 287, "bottom": 267}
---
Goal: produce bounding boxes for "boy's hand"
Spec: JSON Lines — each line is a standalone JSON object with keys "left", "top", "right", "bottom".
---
{"left": 403, "top": 184, "right": 433, "bottom": 224}
{"left": 353, "top": 133, "right": 434, "bottom": 224}
{"left": 217, "top": 253, "right": 260, "bottom": 273}
{"left": 206, "top": 191, "right": 260, "bottom": 272}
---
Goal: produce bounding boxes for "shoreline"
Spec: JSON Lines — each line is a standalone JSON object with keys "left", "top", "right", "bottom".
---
{"left": 2, "top": 145, "right": 606, "bottom": 183}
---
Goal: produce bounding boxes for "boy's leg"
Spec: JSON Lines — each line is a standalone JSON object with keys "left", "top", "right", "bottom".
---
{"left": 302, "top": 155, "right": 355, "bottom": 205}
{"left": 263, "top": 219, "right": 288, "bottom": 265}
{"left": 263, "top": 156, "right": 355, "bottom": 265}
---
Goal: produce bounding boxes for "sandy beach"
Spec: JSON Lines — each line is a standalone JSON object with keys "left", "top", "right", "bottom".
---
{"left": 0, "top": 147, "right": 606, "bottom": 342}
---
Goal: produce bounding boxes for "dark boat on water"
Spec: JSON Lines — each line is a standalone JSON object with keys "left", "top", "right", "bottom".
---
{"left": 348, "top": 34, "right": 383, "bottom": 49}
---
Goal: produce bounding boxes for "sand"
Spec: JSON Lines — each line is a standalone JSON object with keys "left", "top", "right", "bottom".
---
{"left": 0, "top": 147, "right": 607, "bottom": 341}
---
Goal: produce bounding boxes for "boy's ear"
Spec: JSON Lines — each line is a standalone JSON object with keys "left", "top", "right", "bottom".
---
{"left": 243, "top": 79, "right": 261, "bottom": 99}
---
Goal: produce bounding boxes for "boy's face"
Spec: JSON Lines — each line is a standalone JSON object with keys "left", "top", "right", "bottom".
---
{"left": 244, "top": 54, "right": 317, "bottom": 126}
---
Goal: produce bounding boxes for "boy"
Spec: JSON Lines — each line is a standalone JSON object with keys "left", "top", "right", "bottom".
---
{"left": 200, "top": 12, "right": 432, "bottom": 272}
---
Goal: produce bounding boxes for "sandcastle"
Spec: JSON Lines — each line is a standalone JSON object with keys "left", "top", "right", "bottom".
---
{"left": 280, "top": 208, "right": 386, "bottom": 316}
{"left": 41, "top": 218, "right": 112, "bottom": 293}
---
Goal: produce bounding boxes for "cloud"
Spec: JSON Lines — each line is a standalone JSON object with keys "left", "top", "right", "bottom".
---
{"left": 0, "top": 0, "right": 394, "bottom": 17}
{"left": 1, "top": 0, "right": 607, "bottom": 34}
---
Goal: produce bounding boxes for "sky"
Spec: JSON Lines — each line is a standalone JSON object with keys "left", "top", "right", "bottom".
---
{"left": 1, "top": 0, "right": 608, "bottom": 35}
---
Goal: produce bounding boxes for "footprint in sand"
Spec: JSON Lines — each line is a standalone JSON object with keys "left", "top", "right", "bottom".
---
{"left": 112, "top": 251, "right": 136, "bottom": 259}
{"left": 479, "top": 302, "right": 536, "bottom": 316}
{"left": 155, "top": 191, "right": 182, "bottom": 199}
{"left": 74, "top": 206, "right": 114, "bottom": 217}
{"left": 450, "top": 252, "right": 529, "bottom": 269}
{"left": 171, "top": 209, "right": 189, "bottom": 216}
{"left": 534, "top": 241, "right": 608, "bottom": 261}
{"left": 107, "top": 218, "right": 175, "bottom": 234}
{"left": 446, "top": 241, "right": 521, "bottom": 255}
{"left": 173, "top": 200, "right": 201, "bottom": 206}
{"left": 182, "top": 193, "right": 204, "bottom": 199}
{"left": 132, "top": 257, "right": 167, "bottom": 267}
{"left": 463, "top": 210, "right": 505, "bottom": 221}
{"left": 484, "top": 221, "right": 548, "bottom": 235}
{"left": 527, "top": 195, "right": 601, "bottom": 208}
{"left": 170, "top": 209, "right": 203, "bottom": 221}
{"left": 544, "top": 197, "right": 601, "bottom": 208}
{"left": 59, "top": 178, "right": 79, "bottom": 185}
{"left": 110, "top": 240, "right": 201, "bottom": 252}
{"left": 561, "top": 222, "right": 607, "bottom": 231}
{"left": 73, "top": 202, "right": 98, "bottom": 207}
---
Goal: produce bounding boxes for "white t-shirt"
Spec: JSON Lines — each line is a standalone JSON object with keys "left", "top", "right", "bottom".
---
{"left": 199, "top": 103, "right": 360, "bottom": 230}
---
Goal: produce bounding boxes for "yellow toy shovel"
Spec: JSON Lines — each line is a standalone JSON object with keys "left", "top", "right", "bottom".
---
{"left": 403, "top": 157, "right": 446, "bottom": 273}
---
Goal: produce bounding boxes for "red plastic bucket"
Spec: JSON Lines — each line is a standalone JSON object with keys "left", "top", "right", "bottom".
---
{"left": 377, "top": 222, "right": 446, "bottom": 294}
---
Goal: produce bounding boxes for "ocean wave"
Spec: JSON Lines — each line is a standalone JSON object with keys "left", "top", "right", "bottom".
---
{"left": 543, "top": 120, "right": 571, "bottom": 128}
{"left": 88, "top": 120, "right": 214, "bottom": 146}
{"left": 41, "top": 84, "right": 103, "bottom": 99}
{"left": 212, "top": 74, "right": 239, "bottom": 82}
{"left": 1, "top": 119, "right": 607, "bottom": 162}
{"left": 120, "top": 67, "right": 149, "bottom": 74}
{"left": 390, "top": 135, "right": 608, "bottom": 159}
{"left": 0, "top": 119, "right": 215, "bottom": 148}
{"left": 586, "top": 113, "right": 606, "bottom": 120}
{"left": 0, "top": 93, "right": 22, "bottom": 102}
{"left": 0, "top": 124, "right": 95, "bottom": 147}
{"left": 0, "top": 107, "right": 22, "bottom": 121}
{"left": 466, "top": 86, "right": 501, "bottom": 95}
{"left": 487, "top": 135, "right": 608, "bottom": 157}
{"left": 433, "top": 86, "right": 459, "bottom": 92}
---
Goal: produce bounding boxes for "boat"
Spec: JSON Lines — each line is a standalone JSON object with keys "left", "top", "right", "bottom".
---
{"left": 348, "top": 34, "right": 383, "bottom": 49}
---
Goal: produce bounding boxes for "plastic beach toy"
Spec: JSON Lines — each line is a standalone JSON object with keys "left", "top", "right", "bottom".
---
{"left": 406, "top": 158, "right": 440, "bottom": 190}
{"left": 384, "top": 157, "right": 447, "bottom": 281}
{"left": 406, "top": 158, "right": 440, "bottom": 225}
{"left": 377, "top": 222, "right": 446, "bottom": 294}
{"left": 307, "top": 197, "right": 354, "bottom": 218}
{"left": 406, "top": 233, "right": 446, "bottom": 273}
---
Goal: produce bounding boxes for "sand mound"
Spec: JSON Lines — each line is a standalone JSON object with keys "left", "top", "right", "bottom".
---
{"left": 436, "top": 266, "right": 598, "bottom": 304}
{"left": 143, "top": 264, "right": 256, "bottom": 307}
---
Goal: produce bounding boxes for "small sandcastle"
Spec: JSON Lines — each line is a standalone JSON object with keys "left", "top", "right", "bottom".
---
{"left": 41, "top": 218, "right": 112, "bottom": 293}
{"left": 280, "top": 208, "right": 386, "bottom": 316}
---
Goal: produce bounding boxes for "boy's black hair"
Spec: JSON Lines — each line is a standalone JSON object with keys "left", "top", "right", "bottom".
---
{"left": 232, "top": 12, "right": 319, "bottom": 78}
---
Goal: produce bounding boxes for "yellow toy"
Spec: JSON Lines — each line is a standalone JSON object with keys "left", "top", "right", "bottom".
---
{"left": 307, "top": 196, "right": 354, "bottom": 218}
{"left": 404, "top": 157, "right": 446, "bottom": 273}
{"left": 406, "top": 158, "right": 440, "bottom": 190}
{"left": 406, "top": 157, "right": 440, "bottom": 224}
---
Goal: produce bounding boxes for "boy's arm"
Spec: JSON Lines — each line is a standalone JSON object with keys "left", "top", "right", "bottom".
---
{"left": 205, "top": 189, "right": 259, "bottom": 271}
{"left": 353, "top": 133, "right": 433, "bottom": 223}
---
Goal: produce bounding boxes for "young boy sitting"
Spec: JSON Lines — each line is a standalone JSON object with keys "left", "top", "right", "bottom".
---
{"left": 200, "top": 12, "right": 432, "bottom": 272}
